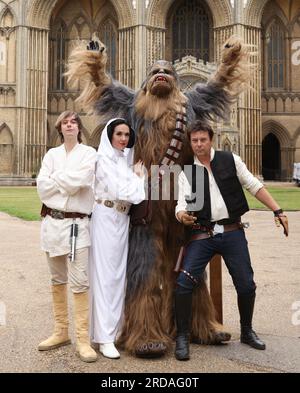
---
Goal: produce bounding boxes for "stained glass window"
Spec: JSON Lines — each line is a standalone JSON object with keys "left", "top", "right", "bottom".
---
{"left": 267, "top": 21, "right": 285, "bottom": 89}
{"left": 173, "top": 0, "right": 210, "bottom": 62}
{"left": 100, "top": 20, "right": 117, "bottom": 78}
{"left": 50, "top": 20, "right": 66, "bottom": 91}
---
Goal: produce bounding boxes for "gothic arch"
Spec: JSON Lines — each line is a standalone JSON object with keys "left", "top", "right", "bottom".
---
{"left": 263, "top": 15, "right": 288, "bottom": 37}
{"left": 27, "top": 0, "right": 134, "bottom": 29}
{"left": 245, "top": 0, "right": 268, "bottom": 27}
{"left": 0, "top": 123, "right": 14, "bottom": 174}
{"left": 261, "top": 0, "right": 289, "bottom": 29}
{"left": 0, "top": 122, "right": 13, "bottom": 143}
{"left": 262, "top": 120, "right": 291, "bottom": 148}
{"left": 262, "top": 120, "right": 294, "bottom": 180}
{"left": 0, "top": 5, "right": 17, "bottom": 26}
{"left": 262, "top": 11, "right": 288, "bottom": 91}
{"left": 66, "top": 14, "right": 90, "bottom": 36}
{"left": 147, "top": 0, "right": 233, "bottom": 28}
{"left": 290, "top": 13, "right": 300, "bottom": 33}
{"left": 223, "top": 137, "right": 232, "bottom": 151}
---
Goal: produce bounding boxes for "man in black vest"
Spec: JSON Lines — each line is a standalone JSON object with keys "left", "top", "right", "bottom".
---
{"left": 174, "top": 120, "right": 288, "bottom": 361}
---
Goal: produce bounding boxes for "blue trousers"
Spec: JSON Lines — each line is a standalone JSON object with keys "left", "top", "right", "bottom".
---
{"left": 177, "top": 229, "right": 256, "bottom": 296}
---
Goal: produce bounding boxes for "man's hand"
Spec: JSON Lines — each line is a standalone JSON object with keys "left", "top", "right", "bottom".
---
{"left": 177, "top": 211, "right": 197, "bottom": 226}
{"left": 274, "top": 212, "right": 289, "bottom": 237}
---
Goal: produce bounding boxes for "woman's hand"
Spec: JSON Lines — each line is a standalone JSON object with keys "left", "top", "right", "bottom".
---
{"left": 133, "top": 160, "right": 145, "bottom": 178}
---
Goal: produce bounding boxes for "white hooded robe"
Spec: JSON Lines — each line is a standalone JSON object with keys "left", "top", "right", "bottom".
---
{"left": 89, "top": 119, "right": 145, "bottom": 344}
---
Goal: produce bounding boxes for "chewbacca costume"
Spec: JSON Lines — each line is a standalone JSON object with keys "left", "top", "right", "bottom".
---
{"left": 66, "top": 36, "right": 251, "bottom": 357}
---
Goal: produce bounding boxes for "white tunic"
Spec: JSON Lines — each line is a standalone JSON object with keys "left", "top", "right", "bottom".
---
{"left": 37, "top": 143, "right": 97, "bottom": 257}
{"left": 89, "top": 119, "right": 145, "bottom": 344}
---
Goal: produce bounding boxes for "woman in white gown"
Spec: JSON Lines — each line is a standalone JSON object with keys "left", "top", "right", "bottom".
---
{"left": 89, "top": 118, "right": 145, "bottom": 359}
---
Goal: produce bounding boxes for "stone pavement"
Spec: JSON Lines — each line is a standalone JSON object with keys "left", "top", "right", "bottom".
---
{"left": 0, "top": 210, "right": 299, "bottom": 373}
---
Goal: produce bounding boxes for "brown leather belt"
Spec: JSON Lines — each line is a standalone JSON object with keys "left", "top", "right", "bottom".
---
{"left": 190, "top": 222, "right": 242, "bottom": 242}
{"left": 41, "top": 205, "right": 89, "bottom": 220}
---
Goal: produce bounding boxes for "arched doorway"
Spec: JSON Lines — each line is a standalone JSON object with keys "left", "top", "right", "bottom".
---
{"left": 0, "top": 124, "right": 14, "bottom": 175}
{"left": 262, "top": 133, "right": 281, "bottom": 180}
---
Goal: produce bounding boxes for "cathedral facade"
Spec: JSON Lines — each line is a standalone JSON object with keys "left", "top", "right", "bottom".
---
{"left": 0, "top": 0, "right": 300, "bottom": 183}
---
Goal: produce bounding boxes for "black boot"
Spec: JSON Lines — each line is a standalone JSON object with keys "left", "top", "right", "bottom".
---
{"left": 174, "top": 291, "right": 192, "bottom": 361}
{"left": 238, "top": 293, "right": 266, "bottom": 350}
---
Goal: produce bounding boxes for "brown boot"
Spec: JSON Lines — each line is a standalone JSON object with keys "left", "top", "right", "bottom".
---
{"left": 73, "top": 292, "right": 97, "bottom": 363}
{"left": 38, "top": 284, "right": 71, "bottom": 351}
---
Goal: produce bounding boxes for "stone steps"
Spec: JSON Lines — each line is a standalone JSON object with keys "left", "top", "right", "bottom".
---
{"left": 0, "top": 177, "right": 36, "bottom": 186}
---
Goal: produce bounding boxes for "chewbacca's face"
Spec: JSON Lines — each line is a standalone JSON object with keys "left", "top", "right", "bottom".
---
{"left": 146, "top": 61, "right": 178, "bottom": 98}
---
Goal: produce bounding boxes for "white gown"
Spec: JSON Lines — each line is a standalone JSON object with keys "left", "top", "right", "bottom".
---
{"left": 89, "top": 119, "right": 145, "bottom": 344}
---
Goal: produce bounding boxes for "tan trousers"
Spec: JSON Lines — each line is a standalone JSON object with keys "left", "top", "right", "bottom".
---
{"left": 46, "top": 248, "right": 89, "bottom": 293}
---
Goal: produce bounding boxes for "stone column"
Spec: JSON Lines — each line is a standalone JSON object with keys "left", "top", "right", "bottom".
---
{"left": 229, "top": 0, "right": 262, "bottom": 176}
{"left": 118, "top": 27, "right": 135, "bottom": 88}
{"left": 146, "top": 26, "right": 165, "bottom": 70}
{"left": 22, "top": 27, "right": 49, "bottom": 176}
{"left": 134, "top": 0, "right": 147, "bottom": 88}
{"left": 15, "top": 25, "right": 29, "bottom": 176}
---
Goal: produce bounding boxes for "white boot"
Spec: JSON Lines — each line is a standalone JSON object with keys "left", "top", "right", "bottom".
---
{"left": 100, "top": 343, "right": 120, "bottom": 359}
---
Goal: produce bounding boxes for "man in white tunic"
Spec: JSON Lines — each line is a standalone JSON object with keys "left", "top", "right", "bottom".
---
{"left": 37, "top": 111, "right": 97, "bottom": 363}
{"left": 89, "top": 118, "right": 145, "bottom": 359}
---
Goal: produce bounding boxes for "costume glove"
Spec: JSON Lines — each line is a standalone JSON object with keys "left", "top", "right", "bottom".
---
{"left": 274, "top": 210, "right": 289, "bottom": 237}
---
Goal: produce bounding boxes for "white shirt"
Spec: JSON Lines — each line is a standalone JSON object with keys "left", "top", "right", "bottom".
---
{"left": 94, "top": 150, "right": 145, "bottom": 204}
{"left": 37, "top": 143, "right": 97, "bottom": 257}
{"left": 175, "top": 148, "right": 263, "bottom": 227}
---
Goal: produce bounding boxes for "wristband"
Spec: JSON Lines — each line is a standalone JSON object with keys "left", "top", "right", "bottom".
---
{"left": 273, "top": 209, "right": 283, "bottom": 216}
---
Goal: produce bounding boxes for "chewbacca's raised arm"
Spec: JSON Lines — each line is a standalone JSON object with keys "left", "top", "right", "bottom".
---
{"left": 186, "top": 35, "right": 254, "bottom": 122}
{"left": 65, "top": 41, "right": 111, "bottom": 112}
{"left": 212, "top": 35, "right": 253, "bottom": 94}
{"left": 66, "top": 40, "right": 135, "bottom": 122}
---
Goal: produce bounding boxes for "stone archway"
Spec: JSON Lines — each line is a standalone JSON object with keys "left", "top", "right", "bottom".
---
{"left": 147, "top": 0, "right": 233, "bottom": 28}
{"left": 27, "top": 0, "right": 134, "bottom": 29}
{"left": 0, "top": 123, "right": 14, "bottom": 174}
{"left": 245, "top": 0, "right": 270, "bottom": 27}
{"left": 262, "top": 133, "right": 281, "bottom": 180}
{"left": 262, "top": 121, "right": 293, "bottom": 181}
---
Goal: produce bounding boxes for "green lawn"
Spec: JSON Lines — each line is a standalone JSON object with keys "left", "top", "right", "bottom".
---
{"left": 245, "top": 186, "right": 300, "bottom": 211}
{"left": 0, "top": 186, "right": 299, "bottom": 221}
{"left": 0, "top": 187, "right": 41, "bottom": 221}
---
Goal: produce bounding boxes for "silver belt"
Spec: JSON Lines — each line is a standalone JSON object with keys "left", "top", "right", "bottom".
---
{"left": 97, "top": 199, "right": 131, "bottom": 215}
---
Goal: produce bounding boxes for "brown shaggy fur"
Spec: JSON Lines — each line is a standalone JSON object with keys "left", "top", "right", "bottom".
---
{"left": 212, "top": 35, "right": 255, "bottom": 95}
{"left": 65, "top": 43, "right": 111, "bottom": 112}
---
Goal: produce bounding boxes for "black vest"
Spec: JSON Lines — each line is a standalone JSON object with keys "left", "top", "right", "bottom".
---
{"left": 186, "top": 151, "right": 249, "bottom": 225}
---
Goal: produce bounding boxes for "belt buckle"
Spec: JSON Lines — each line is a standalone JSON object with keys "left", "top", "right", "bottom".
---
{"left": 104, "top": 200, "right": 114, "bottom": 208}
{"left": 241, "top": 222, "right": 250, "bottom": 229}
{"left": 51, "top": 209, "right": 65, "bottom": 220}
{"left": 116, "top": 204, "right": 126, "bottom": 213}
